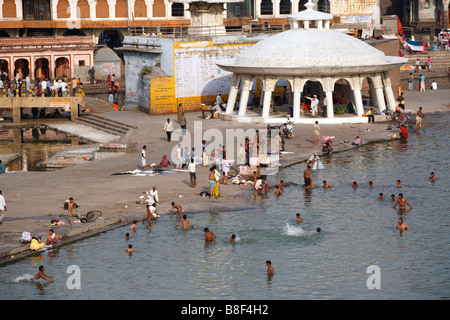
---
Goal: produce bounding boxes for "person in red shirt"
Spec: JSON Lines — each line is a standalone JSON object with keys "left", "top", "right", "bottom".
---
{"left": 399, "top": 125, "right": 408, "bottom": 141}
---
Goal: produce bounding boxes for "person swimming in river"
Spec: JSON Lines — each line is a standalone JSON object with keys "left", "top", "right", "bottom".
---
{"left": 323, "top": 180, "right": 332, "bottom": 188}
{"left": 352, "top": 181, "right": 358, "bottom": 188}
{"left": 204, "top": 228, "right": 217, "bottom": 241}
{"left": 296, "top": 213, "right": 303, "bottom": 222}
{"left": 273, "top": 180, "right": 284, "bottom": 195}
{"left": 378, "top": 193, "right": 385, "bottom": 200}
{"left": 230, "top": 234, "right": 236, "bottom": 243}
{"left": 396, "top": 218, "right": 409, "bottom": 231}
{"left": 34, "top": 265, "right": 53, "bottom": 282}
{"left": 396, "top": 180, "right": 403, "bottom": 188}
{"left": 175, "top": 215, "right": 194, "bottom": 230}
{"left": 428, "top": 172, "right": 437, "bottom": 182}
{"left": 393, "top": 193, "right": 412, "bottom": 210}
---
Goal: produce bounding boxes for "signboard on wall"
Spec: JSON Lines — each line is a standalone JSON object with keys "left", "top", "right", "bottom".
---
{"left": 150, "top": 77, "right": 177, "bottom": 115}
{"left": 173, "top": 40, "right": 255, "bottom": 108}
{"left": 330, "top": 0, "right": 380, "bottom": 25}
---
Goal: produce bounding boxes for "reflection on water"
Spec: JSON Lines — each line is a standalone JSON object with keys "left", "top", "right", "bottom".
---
{"left": 0, "top": 114, "right": 448, "bottom": 300}
{"left": 0, "top": 126, "right": 82, "bottom": 171}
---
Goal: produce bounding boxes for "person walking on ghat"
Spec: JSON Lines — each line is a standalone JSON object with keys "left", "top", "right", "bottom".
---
{"left": 163, "top": 118, "right": 174, "bottom": 142}
{"left": 141, "top": 145, "right": 147, "bottom": 170}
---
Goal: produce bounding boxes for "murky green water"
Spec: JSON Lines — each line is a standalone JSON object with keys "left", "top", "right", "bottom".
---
{"left": 0, "top": 114, "right": 448, "bottom": 300}
{"left": 0, "top": 127, "right": 82, "bottom": 171}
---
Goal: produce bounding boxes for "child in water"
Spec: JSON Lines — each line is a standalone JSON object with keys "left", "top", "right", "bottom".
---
{"left": 34, "top": 266, "right": 53, "bottom": 282}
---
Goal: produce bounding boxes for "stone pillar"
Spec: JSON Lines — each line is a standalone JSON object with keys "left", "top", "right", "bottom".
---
{"left": 382, "top": 72, "right": 397, "bottom": 112}
{"left": 384, "top": 85, "right": 397, "bottom": 112}
{"left": 353, "top": 89, "right": 364, "bottom": 116}
{"left": 374, "top": 86, "right": 386, "bottom": 113}
{"left": 238, "top": 77, "right": 252, "bottom": 116}
{"left": 70, "top": 99, "right": 79, "bottom": 120}
{"left": 226, "top": 74, "right": 240, "bottom": 114}
{"left": 12, "top": 97, "right": 21, "bottom": 123}
{"left": 261, "top": 90, "right": 272, "bottom": 118}
{"left": 292, "top": 91, "right": 301, "bottom": 119}
{"left": 325, "top": 91, "right": 334, "bottom": 118}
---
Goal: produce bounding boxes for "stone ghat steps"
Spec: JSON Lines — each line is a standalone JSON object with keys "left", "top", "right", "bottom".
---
{"left": 403, "top": 51, "right": 450, "bottom": 71}
{"left": 80, "top": 97, "right": 117, "bottom": 114}
{"left": 75, "top": 113, "right": 136, "bottom": 137}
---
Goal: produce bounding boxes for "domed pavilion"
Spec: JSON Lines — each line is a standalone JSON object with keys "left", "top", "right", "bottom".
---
{"left": 215, "top": 1, "right": 408, "bottom": 124}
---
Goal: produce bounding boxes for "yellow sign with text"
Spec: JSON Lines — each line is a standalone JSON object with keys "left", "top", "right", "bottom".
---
{"left": 150, "top": 77, "right": 177, "bottom": 115}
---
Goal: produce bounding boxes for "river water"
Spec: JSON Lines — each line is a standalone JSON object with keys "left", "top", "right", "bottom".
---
{"left": 1, "top": 113, "right": 449, "bottom": 300}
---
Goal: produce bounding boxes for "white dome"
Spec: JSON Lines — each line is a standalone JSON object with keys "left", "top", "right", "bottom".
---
{"left": 216, "top": 28, "right": 407, "bottom": 76}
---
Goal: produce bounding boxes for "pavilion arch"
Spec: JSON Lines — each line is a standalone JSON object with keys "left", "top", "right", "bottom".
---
{"left": 98, "top": 29, "right": 125, "bottom": 48}
{"left": 0, "top": 29, "right": 11, "bottom": 37}
{"left": 62, "top": 29, "right": 87, "bottom": 36}
{"left": 14, "top": 58, "right": 30, "bottom": 79}
{"left": 54, "top": 57, "right": 70, "bottom": 79}
{"left": 249, "top": 77, "right": 264, "bottom": 108}
{"left": 272, "top": 78, "right": 293, "bottom": 106}
{"left": 35, "top": 58, "right": 50, "bottom": 79}
{"left": 333, "top": 78, "right": 356, "bottom": 115}
{"left": 0, "top": 59, "right": 9, "bottom": 78}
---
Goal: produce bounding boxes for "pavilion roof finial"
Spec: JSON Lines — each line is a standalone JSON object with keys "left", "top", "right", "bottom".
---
{"left": 304, "top": 0, "right": 315, "bottom": 11}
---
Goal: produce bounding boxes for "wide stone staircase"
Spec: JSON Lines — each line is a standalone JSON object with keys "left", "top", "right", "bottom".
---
{"left": 80, "top": 96, "right": 117, "bottom": 114}
{"left": 402, "top": 50, "right": 450, "bottom": 71}
{"left": 75, "top": 113, "right": 137, "bottom": 138}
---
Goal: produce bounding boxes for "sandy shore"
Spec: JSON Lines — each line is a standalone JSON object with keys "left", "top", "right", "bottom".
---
{"left": 1, "top": 88, "right": 448, "bottom": 264}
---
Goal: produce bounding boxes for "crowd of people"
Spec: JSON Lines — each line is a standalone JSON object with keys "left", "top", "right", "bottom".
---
{"left": 0, "top": 72, "right": 82, "bottom": 98}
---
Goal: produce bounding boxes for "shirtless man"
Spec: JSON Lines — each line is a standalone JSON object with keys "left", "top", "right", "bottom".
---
{"left": 266, "top": 260, "right": 274, "bottom": 275}
{"left": 322, "top": 180, "right": 332, "bottom": 188}
{"left": 391, "top": 194, "right": 398, "bottom": 202}
{"left": 396, "top": 180, "right": 403, "bottom": 188}
{"left": 377, "top": 193, "right": 385, "bottom": 200}
{"left": 204, "top": 227, "right": 216, "bottom": 241}
{"left": 34, "top": 265, "right": 53, "bottom": 282}
{"left": 170, "top": 202, "right": 184, "bottom": 219}
{"left": 303, "top": 166, "right": 313, "bottom": 190}
{"left": 67, "top": 197, "right": 76, "bottom": 225}
{"left": 142, "top": 204, "right": 156, "bottom": 226}
{"left": 396, "top": 218, "right": 409, "bottom": 231}
{"left": 126, "top": 244, "right": 134, "bottom": 254}
{"left": 175, "top": 215, "right": 194, "bottom": 230}
{"left": 296, "top": 213, "right": 303, "bottom": 222}
{"left": 428, "top": 172, "right": 437, "bottom": 182}
{"left": 393, "top": 193, "right": 412, "bottom": 210}
{"left": 273, "top": 180, "right": 284, "bottom": 195}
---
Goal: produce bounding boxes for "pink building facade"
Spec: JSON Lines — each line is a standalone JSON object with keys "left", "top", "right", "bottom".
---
{"left": 0, "top": 36, "right": 94, "bottom": 80}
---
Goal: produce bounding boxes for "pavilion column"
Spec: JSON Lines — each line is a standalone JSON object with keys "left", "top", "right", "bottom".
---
{"left": 353, "top": 89, "right": 364, "bottom": 116}
{"left": 382, "top": 72, "right": 397, "bottom": 112}
{"left": 325, "top": 91, "right": 334, "bottom": 118}
{"left": 226, "top": 74, "right": 240, "bottom": 114}
{"left": 261, "top": 90, "right": 272, "bottom": 118}
{"left": 373, "top": 74, "right": 386, "bottom": 113}
{"left": 384, "top": 85, "right": 397, "bottom": 112}
{"left": 351, "top": 76, "right": 364, "bottom": 116}
{"left": 238, "top": 77, "right": 252, "bottom": 116}
{"left": 374, "top": 86, "right": 386, "bottom": 113}
{"left": 292, "top": 91, "right": 301, "bottom": 119}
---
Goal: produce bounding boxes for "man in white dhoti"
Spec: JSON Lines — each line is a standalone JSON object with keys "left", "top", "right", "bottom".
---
{"left": 305, "top": 95, "right": 319, "bottom": 118}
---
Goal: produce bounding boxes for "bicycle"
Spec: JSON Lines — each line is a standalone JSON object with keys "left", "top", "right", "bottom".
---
{"left": 78, "top": 210, "right": 102, "bottom": 223}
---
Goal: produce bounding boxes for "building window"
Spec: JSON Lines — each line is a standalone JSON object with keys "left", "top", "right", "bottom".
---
{"left": 79, "top": 60, "right": 85, "bottom": 66}
{"left": 171, "top": 3, "right": 184, "bottom": 17}
{"left": 279, "top": 0, "right": 291, "bottom": 15}
{"left": 261, "top": 0, "right": 273, "bottom": 15}
{"left": 317, "top": 0, "right": 330, "bottom": 13}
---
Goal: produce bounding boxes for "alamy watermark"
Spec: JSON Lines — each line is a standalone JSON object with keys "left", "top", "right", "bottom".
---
{"left": 168, "top": 121, "right": 281, "bottom": 175}
{"left": 366, "top": 265, "right": 381, "bottom": 289}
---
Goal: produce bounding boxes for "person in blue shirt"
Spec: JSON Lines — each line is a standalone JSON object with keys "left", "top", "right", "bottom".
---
{"left": 0, "top": 160, "right": 5, "bottom": 173}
